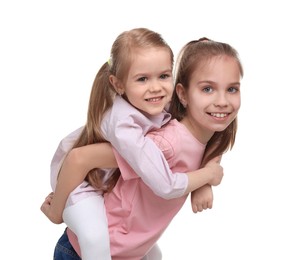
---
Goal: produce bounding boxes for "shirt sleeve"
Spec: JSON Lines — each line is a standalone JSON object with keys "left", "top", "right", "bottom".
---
{"left": 104, "top": 114, "right": 188, "bottom": 200}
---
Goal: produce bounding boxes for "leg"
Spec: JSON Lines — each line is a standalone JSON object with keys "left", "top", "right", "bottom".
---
{"left": 54, "top": 229, "right": 81, "bottom": 260}
{"left": 63, "top": 195, "right": 111, "bottom": 260}
{"left": 142, "top": 244, "right": 162, "bottom": 260}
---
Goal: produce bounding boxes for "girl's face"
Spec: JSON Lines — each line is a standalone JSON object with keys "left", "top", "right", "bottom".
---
{"left": 121, "top": 47, "right": 173, "bottom": 116}
{"left": 178, "top": 55, "right": 241, "bottom": 144}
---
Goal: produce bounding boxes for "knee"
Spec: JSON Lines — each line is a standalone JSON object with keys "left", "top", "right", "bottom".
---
{"left": 78, "top": 230, "right": 110, "bottom": 252}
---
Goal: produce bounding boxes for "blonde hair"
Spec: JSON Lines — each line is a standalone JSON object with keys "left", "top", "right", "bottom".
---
{"left": 73, "top": 28, "right": 173, "bottom": 192}
{"left": 169, "top": 38, "right": 243, "bottom": 166}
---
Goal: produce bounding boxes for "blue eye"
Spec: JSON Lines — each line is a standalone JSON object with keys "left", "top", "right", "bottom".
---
{"left": 203, "top": 86, "right": 213, "bottom": 93}
{"left": 228, "top": 87, "right": 239, "bottom": 93}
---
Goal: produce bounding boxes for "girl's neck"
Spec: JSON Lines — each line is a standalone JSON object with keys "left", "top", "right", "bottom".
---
{"left": 180, "top": 117, "right": 213, "bottom": 145}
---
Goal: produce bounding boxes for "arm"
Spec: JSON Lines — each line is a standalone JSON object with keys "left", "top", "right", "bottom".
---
{"left": 40, "top": 142, "right": 117, "bottom": 224}
{"left": 102, "top": 98, "right": 188, "bottom": 199}
{"left": 185, "top": 156, "right": 223, "bottom": 194}
{"left": 109, "top": 134, "right": 188, "bottom": 199}
{"left": 188, "top": 156, "right": 223, "bottom": 213}
{"left": 111, "top": 131, "right": 223, "bottom": 199}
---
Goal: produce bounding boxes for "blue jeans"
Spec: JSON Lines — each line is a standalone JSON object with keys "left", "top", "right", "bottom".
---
{"left": 54, "top": 229, "right": 81, "bottom": 260}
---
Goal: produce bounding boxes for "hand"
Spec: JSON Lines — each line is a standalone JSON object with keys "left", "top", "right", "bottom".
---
{"left": 205, "top": 156, "right": 224, "bottom": 186}
{"left": 190, "top": 185, "right": 213, "bottom": 213}
{"left": 40, "top": 192, "right": 63, "bottom": 224}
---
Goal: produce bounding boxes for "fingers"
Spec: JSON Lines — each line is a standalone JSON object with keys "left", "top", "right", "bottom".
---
{"left": 205, "top": 155, "right": 222, "bottom": 167}
{"left": 192, "top": 204, "right": 198, "bottom": 213}
{"left": 43, "top": 192, "right": 54, "bottom": 205}
{"left": 46, "top": 192, "right": 54, "bottom": 200}
{"left": 207, "top": 200, "right": 213, "bottom": 209}
{"left": 192, "top": 202, "right": 211, "bottom": 213}
{"left": 40, "top": 193, "right": 54, "bottom": 212}
{"left": 46, "top": 195, "right": 53, "bottom": 202}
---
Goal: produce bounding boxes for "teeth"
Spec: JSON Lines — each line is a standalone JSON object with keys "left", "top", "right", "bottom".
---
{"left": 147, "top": 97, "right": 161, "bottom": 102}
{"left": 211, "top": 113, "right": 228, "bottom": 118}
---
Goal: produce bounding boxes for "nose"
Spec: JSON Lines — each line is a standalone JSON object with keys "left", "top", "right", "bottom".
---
{"left": 149, "top": 80, "right": 162, "bottom": 92}
{"left": 213, "top": 92, "right": 228, "bottom": 107}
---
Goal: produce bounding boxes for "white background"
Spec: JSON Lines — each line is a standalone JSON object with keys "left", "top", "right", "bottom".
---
{"left": 1, "top": 0, "right": 293, "bottom": 259}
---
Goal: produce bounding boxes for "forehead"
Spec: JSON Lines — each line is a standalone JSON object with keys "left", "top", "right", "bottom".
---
{"left": 189, "top": 56, "right": 241, "bottom": 85}
{"left": 193, "top": 55, "right": 241, "bottom": 79}
{"left": 119, "top": 46, "right": 171, "bottom": 81}
{"left": 127, "top": 47, "right": 172, "bottom": 74}
{"left": 130, "top": 47, "right": 171, "bottom": 63}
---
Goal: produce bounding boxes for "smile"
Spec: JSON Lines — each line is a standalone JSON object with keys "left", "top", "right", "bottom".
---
{"left": 209, "top": 112, "right": 229, "bottom": 118}
{"left": 145, "top": 96, "right": 163, "bottom": 102}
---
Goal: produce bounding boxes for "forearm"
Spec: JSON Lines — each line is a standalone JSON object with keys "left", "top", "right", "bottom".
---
{"left": 49, "top": 143, "right": 117, "bottom": 223}
{"left": 184, "top": 168, "right": 213, "bottom": 195}
{"left": 191, "top": 184, "right": 211, "bottom": 196}
{"left": 111, "top": 134, "right": 188, "bottom": 199}
{"left": 49, "top": 151, "right": 90, "bottom": 223}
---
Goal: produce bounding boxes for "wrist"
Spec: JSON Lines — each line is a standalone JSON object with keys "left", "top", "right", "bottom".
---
{"left": 49, "top": 209, "right": 63, "bottom": 224}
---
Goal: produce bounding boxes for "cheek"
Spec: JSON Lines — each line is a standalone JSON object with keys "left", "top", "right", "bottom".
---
{"left": 188, "top": 93, "right": 205, "bottom": 110}
{"left": 124, "top": 88, "right": 139, "bottom": 100}
{"left": 233, "top": 97, "right": 241, "bottom": 111}
{"left": 188, "top": 102, "right": 203, "bottom": 119}
{"left": 167, "top": 85, "right": 174, "bottom": 96}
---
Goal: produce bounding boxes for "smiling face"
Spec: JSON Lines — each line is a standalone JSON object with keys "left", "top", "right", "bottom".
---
{"left": 111, "top": 47, "right": 173, "bottom": 116}
{"left": 177, "top": 55, "right": 241, "bottom": 144}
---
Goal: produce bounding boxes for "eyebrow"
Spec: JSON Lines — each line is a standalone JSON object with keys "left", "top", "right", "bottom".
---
{"left": 198, "top": 80, "right": 240, "bottom": 86}
{"left": 132, "top": 69, "right": 172, "bottom": 78}
{"left": 197, "top": 80, "right": 215, "bottom": 84}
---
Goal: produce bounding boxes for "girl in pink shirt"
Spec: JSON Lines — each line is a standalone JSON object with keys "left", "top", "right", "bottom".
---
{"left": 42, "top": 37, "right": 243, "bottom": 259}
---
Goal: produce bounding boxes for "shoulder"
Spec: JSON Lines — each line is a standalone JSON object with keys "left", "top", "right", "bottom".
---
{"left": 147, "top": 119, "right": 180, "bottom": 142}
{"left": 147, "top": 119, "right": 205, "bottom": 159}
{"left": 147, "top": 120, "right": 182, "bottom": 161}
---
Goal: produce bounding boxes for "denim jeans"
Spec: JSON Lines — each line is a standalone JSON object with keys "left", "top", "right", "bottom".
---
{"left": 53, "top": 229, "right": 81, "bottom": 260}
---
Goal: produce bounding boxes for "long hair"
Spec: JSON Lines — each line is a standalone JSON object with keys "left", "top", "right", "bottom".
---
{"left": 72, "top": 28, "right": 173, "bottom": 192}
{"left": 169, "top": 38, "right": 243, "bottom": 166}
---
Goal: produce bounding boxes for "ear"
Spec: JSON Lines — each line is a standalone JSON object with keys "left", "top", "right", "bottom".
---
{"left": 109, "top": 75, "right": 125, "bottom": 95}
{"left": 176, "top": 83, "right": 188, "bottom": 108}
